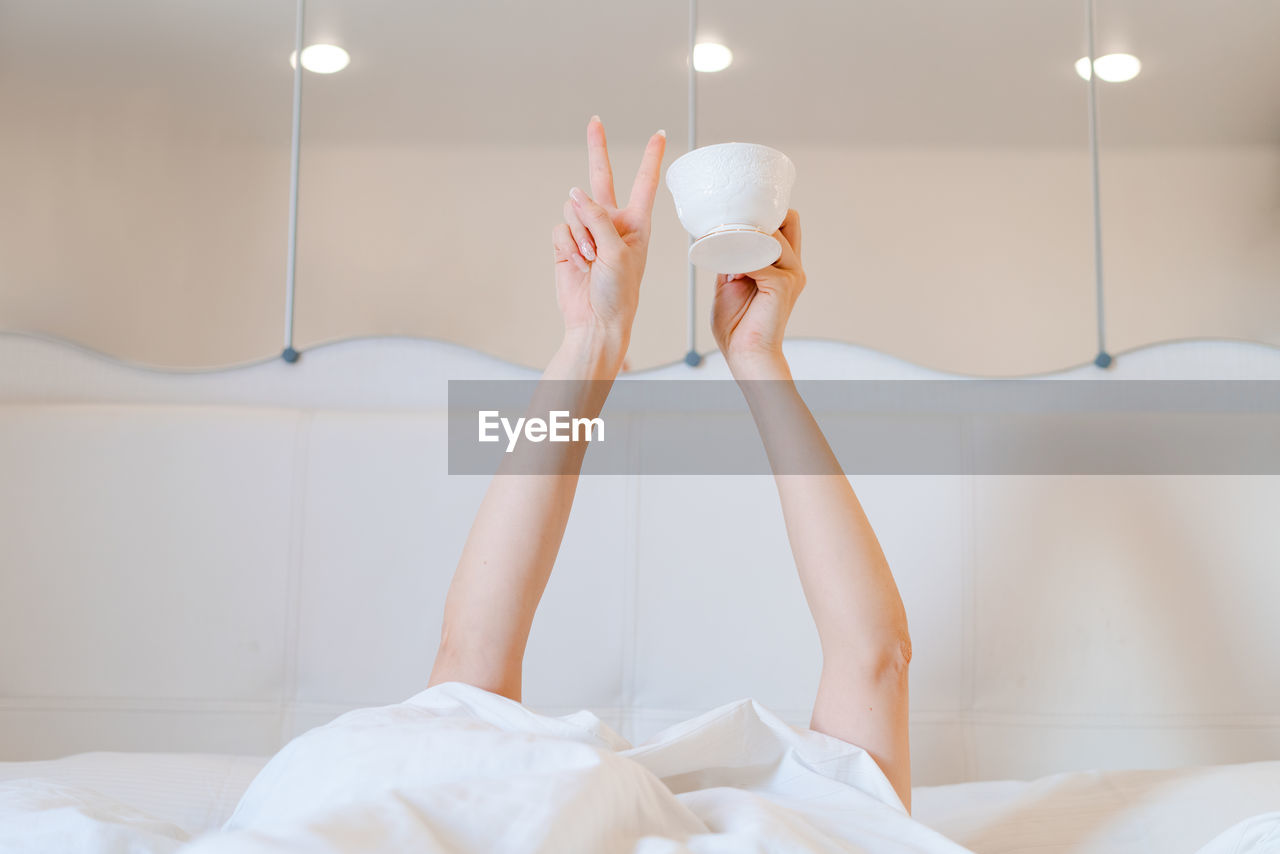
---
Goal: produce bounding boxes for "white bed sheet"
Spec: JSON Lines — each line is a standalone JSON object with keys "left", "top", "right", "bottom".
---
{"left": 189, "top": 682, "right": 965, "bottom": 853}
{"left": 1, "top": 718, "right": 1277, "bottom": 853}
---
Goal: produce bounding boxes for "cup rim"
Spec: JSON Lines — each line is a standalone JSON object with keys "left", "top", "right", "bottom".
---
{"left": 666, "top": 142, "right": 795, "bottom": 186}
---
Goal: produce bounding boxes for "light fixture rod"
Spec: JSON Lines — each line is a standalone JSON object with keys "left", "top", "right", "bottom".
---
{"left": 684, "top": 0, "right": 701, "bottom": 366}
{"left": 1085, "top": 0, "right": 1110, "bottom": 368}
{"left": 282, "top": 0, "right": 306, "bottom": 363}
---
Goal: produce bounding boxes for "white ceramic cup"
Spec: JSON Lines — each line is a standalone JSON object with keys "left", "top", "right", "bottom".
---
{"left": 665, "top": 142, "right": 796, "bottom": 274}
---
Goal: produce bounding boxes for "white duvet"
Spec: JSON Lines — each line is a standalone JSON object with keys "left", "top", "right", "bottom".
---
{"left": 3, "top": 682, "right": 968, "bottom": 853}
{"left": 7, "top": 683, "right": 1278, "bottom": 853}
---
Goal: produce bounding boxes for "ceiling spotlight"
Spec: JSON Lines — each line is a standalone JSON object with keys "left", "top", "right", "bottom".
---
{"left": 1075, "top": 53, "right": 1141, "bottom": 83}
{"left": 693, "top": 42, "right": 733, "bottom": 73}
{"left": 289, "top": 44, "right": 350, "bottom": 74}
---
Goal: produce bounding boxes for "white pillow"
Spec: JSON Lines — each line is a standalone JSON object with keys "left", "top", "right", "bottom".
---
{"left": 0, "top": 752, "right": 266, "bottom": 835}
{"left": 0, "top": 779, "right": 188, "bottom": 854}
{"left": 1196, "top": 812, "right": 1280, "bottom": 854}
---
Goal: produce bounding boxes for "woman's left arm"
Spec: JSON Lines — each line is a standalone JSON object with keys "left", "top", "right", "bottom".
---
{"left": 713, "top": 212, "right": 915, "bottom": 812}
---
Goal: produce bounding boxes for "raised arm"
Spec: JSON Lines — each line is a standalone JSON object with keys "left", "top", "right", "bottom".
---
{"left": 428, "top": 118, "right": 665, "bottom": 701}
{"left": 712, "top": 211, "right": 914, "bottom": 811}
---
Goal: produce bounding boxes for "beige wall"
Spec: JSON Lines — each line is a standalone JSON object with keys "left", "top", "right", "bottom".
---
{"left": 2, "top": 102, "right": 1277, "bottom": 373}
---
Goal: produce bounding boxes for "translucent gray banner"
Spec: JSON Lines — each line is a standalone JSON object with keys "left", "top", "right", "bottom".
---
{"left": 447, "top": 380, "right": 1280, "bottom": 475}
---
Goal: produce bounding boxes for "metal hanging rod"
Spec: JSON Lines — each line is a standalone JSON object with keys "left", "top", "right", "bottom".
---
{"left": 1085, "top": 0, "right": 1111, "bottom": 369}
{"left": 684, "top": 0, "right": 702, "bottom": 367}
{"left": 281, "top": 0, "right": 305, "bottom": 364}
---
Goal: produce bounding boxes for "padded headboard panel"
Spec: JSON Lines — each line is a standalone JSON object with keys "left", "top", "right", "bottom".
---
{"left": 2, "top": 333, "right": 1278, "bottom": 784}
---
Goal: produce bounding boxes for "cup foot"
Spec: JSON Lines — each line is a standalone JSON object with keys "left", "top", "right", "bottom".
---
{"left": 688, "top": 226, "right": 781, "bottom": 274}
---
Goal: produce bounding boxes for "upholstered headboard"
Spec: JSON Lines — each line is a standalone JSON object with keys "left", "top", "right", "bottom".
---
{"left": 2, "top": 333, "right": 1278, "bottom": 785}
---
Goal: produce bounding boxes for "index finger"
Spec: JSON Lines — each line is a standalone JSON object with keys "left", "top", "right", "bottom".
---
{"left": 778, "top": 209, "right": 801, "bottom": 259}
{"left": 760, "top": 227, "right": 800, "bottom": 274}
{"left": 745, "top": 223, "right": 800, "bottom": 279}
{"left": 626, "top": 129, "right": 667, "bottom": 215}
{"left": 586, "top": 116, "right": 617, "bottom": 208}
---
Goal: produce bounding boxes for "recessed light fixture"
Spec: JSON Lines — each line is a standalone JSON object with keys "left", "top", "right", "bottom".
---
{"left": 1075, "top": 53, "right": 1141, "bottom": 83}
{"left": 693, "top": 42, "right": 733, "bottom": 73}
{"left": 289, "top": 44, "right": 350, "bottom": 74}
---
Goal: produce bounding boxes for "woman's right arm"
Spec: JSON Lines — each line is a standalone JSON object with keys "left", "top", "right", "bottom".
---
{"left": 428, "top": 118, "right": 665, "bottom": 702}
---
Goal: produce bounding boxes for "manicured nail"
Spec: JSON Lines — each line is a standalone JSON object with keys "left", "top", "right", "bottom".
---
{"left": 569, "top": 187, "right": 587, "bottom": 206}
{"left": 580, "top": 241, "right": 595, "bottom": 261}
{"left": 657, "top": 129, "right": 666, "bottom": 138}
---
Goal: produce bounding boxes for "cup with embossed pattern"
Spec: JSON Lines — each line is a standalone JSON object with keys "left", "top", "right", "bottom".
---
{"left": 665, "top": 142, "right": 796, "bottom": 274}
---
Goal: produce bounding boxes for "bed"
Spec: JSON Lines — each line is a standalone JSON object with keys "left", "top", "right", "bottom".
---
{"left": 2, "top": 332, "right": 1278, "bottom": 852}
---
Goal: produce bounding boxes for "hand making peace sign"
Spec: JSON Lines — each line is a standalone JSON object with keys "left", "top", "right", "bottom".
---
{"left": 552, "top": 117, "right": 666, "bottom": 352}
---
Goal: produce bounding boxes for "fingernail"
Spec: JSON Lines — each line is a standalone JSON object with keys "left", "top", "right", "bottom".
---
{"left": 657, "top": 129, "right": 667, "bottom": 138}
{"left": 580, "top": 241, "right": 596, "bottom": 260}
{"left": 569, "top": 187, "right": 587, "bottom": 206}
{"left": 590, "top": 114, "right": 601, "bottom": 124}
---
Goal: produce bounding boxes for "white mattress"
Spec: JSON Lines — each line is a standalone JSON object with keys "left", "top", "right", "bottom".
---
{"left": 1, "top": 752, "right": 1277, "bottom": 852}
{"left": 913, "top": 762, "right": 1280, "bottom": 853}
